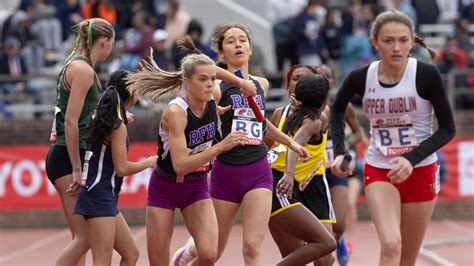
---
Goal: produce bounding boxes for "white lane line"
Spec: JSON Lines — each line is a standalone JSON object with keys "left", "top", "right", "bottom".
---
{"left": 442, "top": 219, "right": 474, "bottom": 234}
{"left": 423, "top": 238, "right": 474, "bottom": 248}
{"left": 419, "top": 247, "right": 456, "bottom": 266}
{"left": 0, "top": 229, "right": 69, "bottom": 264}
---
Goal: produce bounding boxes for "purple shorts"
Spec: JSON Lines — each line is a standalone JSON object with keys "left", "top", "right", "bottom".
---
{"left": 210, "top": 156, "right": 273, "bottom": 203}
{"left": 147, "top": 169, "right": 211, "bottom": 211}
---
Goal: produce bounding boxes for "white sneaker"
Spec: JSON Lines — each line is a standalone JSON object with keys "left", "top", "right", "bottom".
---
{"left": 171, "top": 237, "right": 195, "bottom": 266}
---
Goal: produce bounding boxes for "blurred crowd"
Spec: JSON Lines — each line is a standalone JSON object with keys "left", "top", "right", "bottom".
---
{"left": 0, "top": 0, "right": 473, "bottom": 116}
{"left": 267, "top": 0, "right": 474, "bottom": 106}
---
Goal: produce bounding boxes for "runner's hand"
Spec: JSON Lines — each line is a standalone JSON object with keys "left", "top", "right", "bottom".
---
{"left": 239, "top": 79, "right": 257, "bottom": 98}
{"left": 289, "top": 93, "right": 301, "bottom": 110}
{"left": 217, "top": 105, "right": 231, "bottom": 116}
{"left": 387, "top": 157, "right": 413, "bottom": 183}
{"left": 331, "top": 155, "right": 353, "bottom": 178}
{"left": 66, "top": 169, "right": 84, "bottom": 195}
{"left": 277, "top": 173, "right": 294, "bottom": 198}
{"left": 217, "top": 131, "right": 248, "bottom": 152}
{"left": 146, "top": 155, "right": 158, "bottom": 168}
{"left": 126, "top": 111, "right": 135, "bottom": 124}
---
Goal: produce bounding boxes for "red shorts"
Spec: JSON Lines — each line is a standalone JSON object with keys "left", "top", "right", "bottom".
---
{"left": 363, "top": 163, "right": 439, "bottom": 203}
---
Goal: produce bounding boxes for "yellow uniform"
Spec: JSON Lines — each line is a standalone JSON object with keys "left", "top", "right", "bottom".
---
{"left": 271, "top": 105, "right": 328, "bottom": 184}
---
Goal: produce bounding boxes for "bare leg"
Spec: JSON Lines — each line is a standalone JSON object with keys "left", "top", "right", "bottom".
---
{"left": 113, "top": 213, "right": 140, "bottom": 266}
{"left": 270, "top": 204, "right": 336, "bottom": 265}
{"left": 54, "top": 175, "right": 89, "bottom": 266}
{"left": 345, "top": 177, "right": 361, "bottom": 245}
{"left": 241, "top": 188, "right": 272, "bottom": 265}
{"left": 400, "top": 199, "right": 436, "bottom": 266}
{"left": 87, "top": 217, "right": 115, "bottom": 266}
{"left": 182, "top": 199, "right": 218, "bottom": 266}
{"left": 146, "top": 207, "right": 174, "bottom": 266}
{"left": 314, "top": 223, "right": 335, "bottom": 266}
{"left": 330, "top": 185, "right": 348, "bottom": 240}
{"left": 365, "top": 182, "right": 402, "bottom": 266}
{"left": 189, "top": 198, "right": 240, "bottom": 265}
{"left": 269, "top": 220, "right": 304, "bottom": 258}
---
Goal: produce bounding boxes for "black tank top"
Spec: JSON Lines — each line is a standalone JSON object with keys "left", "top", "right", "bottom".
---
{"left": 217, "top": 77, "right": 268, "bottom": 164}
{"left": 157, "top": 97, "right": 219, "bottom": 177}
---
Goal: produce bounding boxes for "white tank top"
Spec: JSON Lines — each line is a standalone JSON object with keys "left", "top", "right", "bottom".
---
{"left": 362, "top": 58, "right": 437, "bottom": 169}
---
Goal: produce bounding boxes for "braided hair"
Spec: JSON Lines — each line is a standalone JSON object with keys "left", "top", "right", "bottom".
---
{"left": 86, "top": 70, "right": 130, "bottom": 147}
{"left": 282, "top": 74, "right": 329, "bottom": 135}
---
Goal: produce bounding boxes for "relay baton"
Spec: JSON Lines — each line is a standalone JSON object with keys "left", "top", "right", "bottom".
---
{"left": 340, "top": 154, "right": 353, "bottom": 172}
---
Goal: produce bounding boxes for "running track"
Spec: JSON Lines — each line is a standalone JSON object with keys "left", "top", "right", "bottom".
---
{"left": 0, "top": 220, "right": 472, "bottom": 265}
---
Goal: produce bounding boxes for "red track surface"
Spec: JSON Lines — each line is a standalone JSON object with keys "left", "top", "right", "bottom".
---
{"left": 1, "top": 220, "right": 473, "bottom": 265}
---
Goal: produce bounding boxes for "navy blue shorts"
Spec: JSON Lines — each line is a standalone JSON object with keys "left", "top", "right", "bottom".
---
{"left": 326, "top": 168, "right": 348, "bottom": 188}
{"left": 73, "top": 183, "right": 120, "bottom": 218}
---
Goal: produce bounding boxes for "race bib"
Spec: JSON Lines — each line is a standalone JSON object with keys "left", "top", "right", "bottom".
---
{"left": 82, "top": 151, "right": 93, "bottom": 184}
{"left": 231, "top": 108, "right": 264, "bottom": 145}
{"left": 325, "top": 140, "right": 334, "bottom": 167}
{"left": 187, "top": 140, "right": 213, "bottom": 172}
{"left": 371, "top": 115, "right": 417, "bottom": 156}
{"left": 299, "top": 159, "right": 323, "bottom": 191}
{"left": 267, "top": 145, "right": 287, "bottom": 164}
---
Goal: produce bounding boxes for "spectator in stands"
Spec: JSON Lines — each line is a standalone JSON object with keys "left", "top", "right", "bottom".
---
{"left": 171, "top": 18, "right": 205, "bottom": 70}
{"left": 412, "top": 0, "right": 440, "bottom": 24}
{"left": 0, "top": 37, "right": 43, "bottom": 117}
{"left": 82, "top": 0, "right": 117, "bottom": 25}
{"left": 164, "top": 0, "right": 191, "bottom": 49}
{"left": 2, "top": 9, "right": 45, "bottom": 75}
{"left": 54, "top": 0, "right": 83, "bottom": 40}
{"left": 151, "top": 29, "right": 171, "bottom": 71}
{"left": 266, "top": 0, "right": 305, "bottom": 71}
{"left": 437, "top": 32, "right": 474, "bottom": 109}
{"left": 437, "top": 33, "right": 468, "bottom": 73}
{"left": 120, "top": 10, "right": 155, "bottom": 71}
{"left": 320, "top": 8, "right": 343, "bottom": 62}
{"left": 460, "top": 0, "right": 474, "bottom": 23}
{"left": 291, "top": 0, "right": 325, "bottom": 66}
{"left": 469, "top": 72, "right": 474, "bottom": 88}
{"left": 362, "top": 3, "right": 381, "bottom": 34}
{"left": 362, "top": 3, "right": 382, "bottom": 56}
{"left": 390, "top": 0, "right": 417, "bottom": 27}
{"left": 27, "top": 0, "right": 63, "bottom": 52}
{"left": 340, "top": 0, "right": 360, "bottom": 37}
{"left": 455, "top": 19, "right": 474, "bottom": 67}
{"left": 249, "top": 43, "right": 267, "bottom": 77}
{"left": 340, "top": 8, "right": 373, "bottom": 77}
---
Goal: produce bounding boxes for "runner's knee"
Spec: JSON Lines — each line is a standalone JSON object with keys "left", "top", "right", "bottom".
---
{"left": 197, "top": 247, "right": 217, "bottom": 265}
{"left": 380, "top": 238, "right": 402, "bottom": 258}
{"left": 121, "top": 245, "right": 139, "bottom": 264}
{"left": 242, "top": 237, "right": 263, "bottom": 259}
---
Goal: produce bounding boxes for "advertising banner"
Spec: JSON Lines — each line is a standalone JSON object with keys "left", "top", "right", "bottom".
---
{"left": 0, "top": 143, "right": 156, "bottom": 211}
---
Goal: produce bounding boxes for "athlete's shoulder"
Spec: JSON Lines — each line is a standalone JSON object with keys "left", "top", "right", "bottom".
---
{"left": 348, "top": 64, "right": 370, "bottom": 80}
{"left": 416, "top": 60, "right": 440, "bottom": 75}
{"left": 341, "top": 64, "right": 370, "bottom": 88}
{"left": 250, "top": 75, "right": 270, "bottom": 94}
